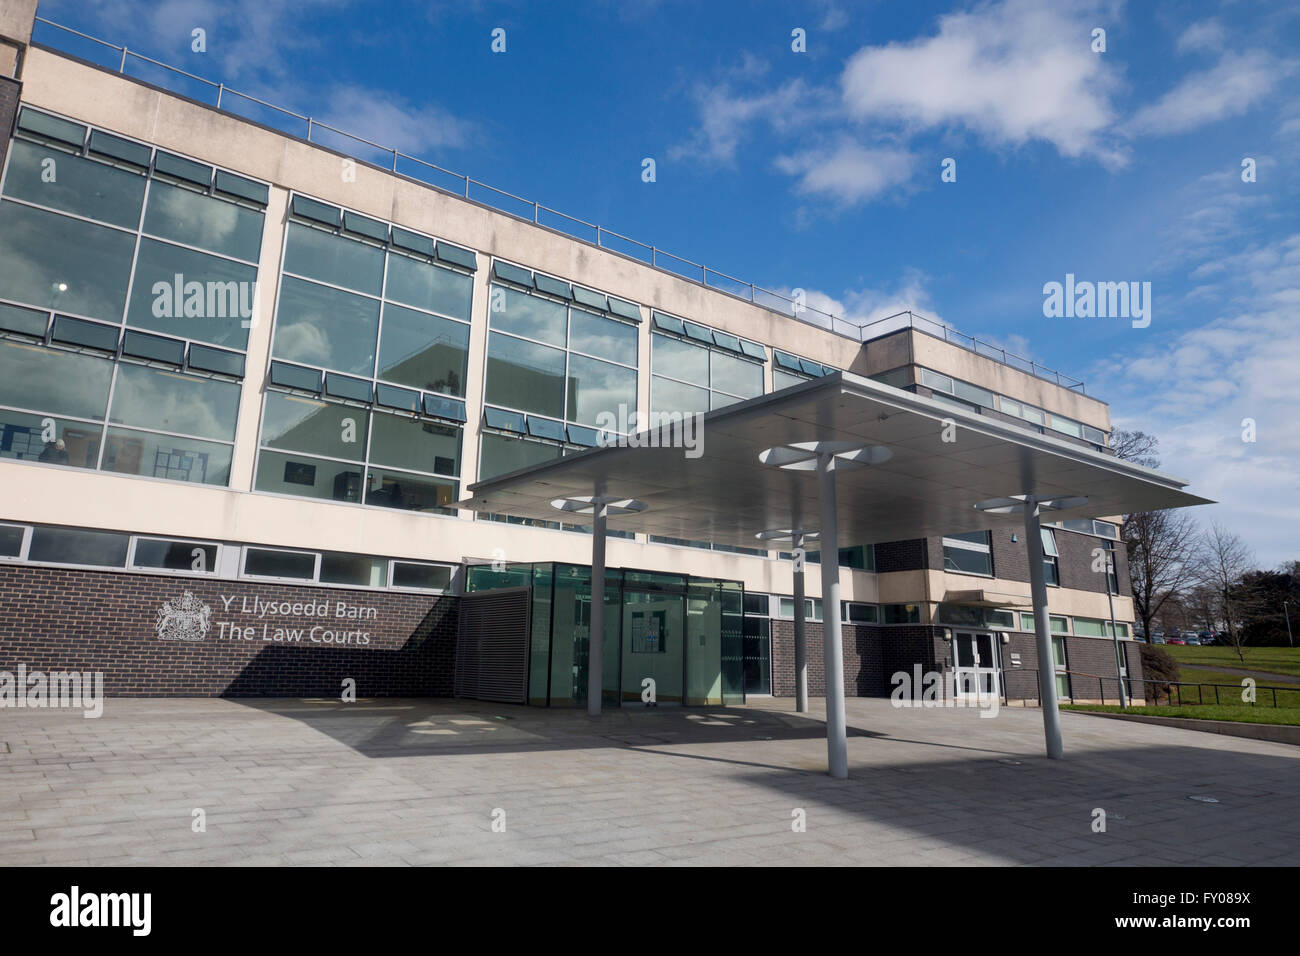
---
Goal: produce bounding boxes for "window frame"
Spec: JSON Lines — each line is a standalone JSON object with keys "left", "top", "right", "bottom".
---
{"left": 127, "top": 535, "right": 221, "bottom": 576}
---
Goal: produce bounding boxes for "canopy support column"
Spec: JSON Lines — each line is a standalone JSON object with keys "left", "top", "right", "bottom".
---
{"left": 817, "top": 455, "right": 848, "bottom": 779}
{"left": 792, "top": 532, "right": 809, "bottom": 714}
{"left": 1022, "top": 498, "right": 1064, "bottom": 759}
{"left": 587, "top": 500, "right": 608, "bottom": 717}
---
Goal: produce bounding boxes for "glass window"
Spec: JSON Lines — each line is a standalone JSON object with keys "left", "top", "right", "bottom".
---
{"left": 0, "top": 200, "right": 136, "bottom": 321}
{"left": 385, "top": 253, "right": 472, "bottom": 320}
{"left": 652, "top": 376, "right": 709, "bottom": 417}
{"left": 244, "top": 547, "right": 316, "bottom": 580}
{"left": 489, "top": 284, "right": 566, "bottom": 346}
{"left": 126, "top": 238, "right": 257, "bottom": 348}
{"left": 882, "top": 603, "right": 922, "bottom": 624}
{"left": 0, "top": 301, "right": 48, "bottom": 337}
{"left": 363, "top": 466, "right": 456, "bottom": 514}
{"left": 943, "top": 531, "right": 992, "bottom": 576}
{"left": 953, "top": 380, "right": 995, "bottom": 408}
{"left": 261, "top": 392, "right": 367, "bottom": 461}
{"left": 368, "top": 412, "right": 461, "bottom": 476}
{"left": 710, "top": 351, "right": 763, "bottom": 398}
{"left": 2, "top": 139, "right": 146, "bottom": 228}
{"left": 0, "top": 524, "right": 25, "bottom": 557}
{"left": 652, "top": 334, "right": 708, "bottom": 381}
{"left": 566, "top": 354, "right": 637, "bottom": 427}
{"left": 569, "top": 309, "right": 637, "bottom": 365}
{"left": 108, "top": 363, "right": 240, "bottom": 440}
{"left": 484, "top": 331, "right": 566, "bottom": 418}
{"left": 132, "top": 538, "right": 218, "bottom": 573}
{"left": 0, "top": 410, "right": 100, "bottom": 469}
{"left": 28, "top": 526, "right": 129, "bottom": 567}
{"left": 254, "top": 449, "right": 364, "bottom": 502}
{"left": 1073, "top": 617, "right": 1108, "bottom": 637}
{"left": 1050, "top": 414, "right": 1083, "bottom": 438}
{"left": 142, "top": 180, "right": 263, "bottom": 261}
{"left": 920, "top": 368, "right": 953, "bottom": 393}
{"left": 774, "top": 368, "right": 808, "bottom": 390}
{"left": 391, "top": 561, "right": 452, "bottom": 591}
{"left": 273, "top": 276, "right": 380, "bottom": 377}
{"left": 478, "top": 433, "right": 563, "bottom": 481}
{"left": 376, "top": 303, "right": 469, "bottom": 396}
{"left": 282, "top": 222, "right": 384, "bottom": 295}
{"left": 320, "top": 551, "right": 388, "bottom": 587}
{"left": 0, "top": 340, "right": 113, "bottom": 420}
{"left": 102, "top": 427, "right": 233, "bottom": 485}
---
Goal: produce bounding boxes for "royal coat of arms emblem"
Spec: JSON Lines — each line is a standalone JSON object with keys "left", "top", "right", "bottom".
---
{"left": 155, "top": 591, "right": 212, "bottom": 641}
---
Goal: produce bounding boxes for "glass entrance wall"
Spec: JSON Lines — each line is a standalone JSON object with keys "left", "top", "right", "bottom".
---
{"left": 464, "top": 562, "right": 744, "bottom": 708}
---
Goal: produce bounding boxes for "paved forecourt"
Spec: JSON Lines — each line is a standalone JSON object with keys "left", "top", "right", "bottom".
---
{"left": 0, "top": 696, "right": 1295, "bottom": 866}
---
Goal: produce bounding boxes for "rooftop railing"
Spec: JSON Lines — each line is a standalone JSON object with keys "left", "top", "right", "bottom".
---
{"left": 29, "top": 16, "right": 1086, "bottom": 394}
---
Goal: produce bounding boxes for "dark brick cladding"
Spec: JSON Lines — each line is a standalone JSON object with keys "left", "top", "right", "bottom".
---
{"left": 0, "top": 565, "right": 458, "bottom": 697}
{"left": 0, "top": 77, "right": 21, "bottom": 172}
{"left": 925, "top": 527, "right": 1130, "bottom": 595}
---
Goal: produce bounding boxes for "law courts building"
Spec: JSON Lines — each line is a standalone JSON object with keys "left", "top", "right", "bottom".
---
{"left": 0, "top": 3, "right": 1207, "bottom": 754}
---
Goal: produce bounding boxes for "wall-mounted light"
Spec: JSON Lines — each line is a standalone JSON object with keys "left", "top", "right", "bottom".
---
{"left": 1000, "top": 633, "right": 1011, "bottom": 645}
{"left": 941, "top": 628, "right": 952, "bottom": 642}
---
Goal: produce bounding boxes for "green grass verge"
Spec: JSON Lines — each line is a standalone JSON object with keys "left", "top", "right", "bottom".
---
{"left": 1064, "top": 703, "right": 1300, "bottom": 726}
{"left": 1160, "top": 645, "right": 1300, "bottom": 678}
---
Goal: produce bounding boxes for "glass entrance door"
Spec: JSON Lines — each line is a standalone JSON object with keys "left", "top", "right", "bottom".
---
{"left": 953, "top": 631, "right": 999, "bottom": 700}
{"left": 621, "top": 590, "right": 685, "bottom": 704}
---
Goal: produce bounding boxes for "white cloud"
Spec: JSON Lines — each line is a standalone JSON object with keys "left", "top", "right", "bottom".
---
{"left": 1090, "top": 233, "right": 1300, "bottom": 566}
{"left": 669, "top": 76, "right": 822, "bottom": 165}
{"left": 839, "top": 0, "right": 1125, "bottom": 166}
{"left": 1128, "top": 51, "right": 1288, "bottom": 136}
{"left": 1175, "top": 18, "right": 1226, "bottom": 55}
{"left": 782, "top": 270, "right": 943, "bottom": 331}
{"left": 324, "top": 85, "right": 475, "bottom": 154}
{"left": 773, "top": 141, "right": 915, "bottom": 206}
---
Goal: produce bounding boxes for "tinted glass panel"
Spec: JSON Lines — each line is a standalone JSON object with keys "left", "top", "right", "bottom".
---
{"left": 122, "top": 330, "right": 184, "bottom": 365}
{"left": 484, "top": 331, "right": 565, "bottom": 418}
{"left": 490, "top": 285, "right": 566, "bottom": 346}
{"left": 0, "top": 525, "right": 24, "bottom": 557}
{"left": 52, "top": 315, "right": 118, "bottom": 351}
{"left": 261, "top": 392, "right": 366, "bottom": 461}
{"left": 126, "top": 238, "right": 257, "bottom": 348}
{"left": 569, "top": 309, "right": 637, "bottom": 365}
{"left": 188, "top": 344, "right": 245, "bottom": 377}
{"left": 143, "top": 180, "right": 263, "bottom": 261}
{"left": 28, "top": 526, "right": 128, "bottom": 567}
{"left": 0, "top": 201, "right": 136, "bottom": 321}
{"left": 944, "top": 547, "right": 992, "bottom": 575}
{"left": 0, "top": 409, "right": 100, "bottom": 468}
{"left": 245, "top": 547, "right": 315, "bottom": 579}
{"left": 478, "top": 433, "right": 563, "bottom": 480}
{"left": 254, "top": 449, "right": 363, "bottom": 502}
{"left": 652, "top": 334, "right": 708, "bottom": 381}
{"left": 376, "top": 302, "right": 469, "bottom": 395}
{"left": 0, "top": 341, "right": 112, "bottom": 419}
{"left": 652, "top": 376, "right": 709, "bottom": 416}
{"left": 324, "top": 373, "right": 372, "bottom": 403}
{"left": 774, "top": 369, "right": 807, "bottom": 390}
{"left": 109, "top": 363, "right": 240, "bottom": 440}
{"left": 103, "top": 427, "right": 234, "bottom": 485}
{"left": 0, "top": 302, "right": 48, "bottom": 337}
{"left": 364, "top": 466, "right": 457, "bottom": 514}
{"left": 133, "top": 538, "right": 218, "bottom": 572}
{"left": 392, "top": 562, "right": 451, "bottom": 590}
{"left": 269, "top": 362, "right": 322, "bottom": 392}
{"left": 283, "top": 223, "right": 383, "bottom": 295}
{"left": 711, "top": 351, "right": 763, "bottom": 398}
{"left": 386, "top": 254, "right": 473, "bottom": 319}
{"left": 2, "top": 139, "right": 146, "bottom": 228}
{"left": 319, "top": 551, "right": 387, "bottom": 587}
{"left": 368, "top": 413, "right": 461, "bottom": 475}
{"left": 567, "top": 354, "right": 636, "bottom": 427}
{"left": 272, "top": 276, "right": 379, "bottom": 376}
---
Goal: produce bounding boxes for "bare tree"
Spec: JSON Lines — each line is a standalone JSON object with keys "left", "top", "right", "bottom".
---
{"left": 1110, "top": 430, "right": 1203, "bottom": 642}
{"left": 1196, "top": 522, "right": 1256, "bottom": 662}
{"left": 1126, "top": 509, "right": 1202, "bottom": 643}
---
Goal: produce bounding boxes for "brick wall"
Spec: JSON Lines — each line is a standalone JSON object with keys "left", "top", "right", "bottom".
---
{"left": 0, "top": 565, "right": 458, "bottom": 697}
{"left": 931, "top": 526, "right": 1132, "bottom": 596}
{"left": 770, "top": 620, "right": 943, "bottom": 698}
{"left": 996, "top": 630, "right": 1145, "bottom": 703}
{"left": 874, "top": 539, "right": 928, "bottom": 573}
{"left": 0, "top": 76, "right": 20, "bottom": 172}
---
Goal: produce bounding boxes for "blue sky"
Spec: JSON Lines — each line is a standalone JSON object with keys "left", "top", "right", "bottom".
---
{"left": 37, "top": 0, "right": 1300, "bottom": 565}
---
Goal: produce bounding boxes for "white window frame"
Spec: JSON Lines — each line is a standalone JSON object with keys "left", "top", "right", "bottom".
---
{"left": 240, "top": 545, "right": 321, "bottom": 583}
{"left": 0, "top": 521, "right": 32, "bottom": 561}
{"left": 942, "top": 531, "right": 993, "bottom": 577}
{"left": 387, "top": 559, "right": 454, "bottom": 593}
{"left": 128, "top": 535, "right": 221, "bottom": 575}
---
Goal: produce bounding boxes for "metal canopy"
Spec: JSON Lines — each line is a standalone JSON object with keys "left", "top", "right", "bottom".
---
{"left": 457, "top": 372, "right": 1212, "bottom": 543}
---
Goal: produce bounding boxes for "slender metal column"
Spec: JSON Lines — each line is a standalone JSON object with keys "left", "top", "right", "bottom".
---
{"left": 1023, "top": 499, "right": 1064, "bottom": 759}
{"left": 587, "top": 501, "right": 608, "bottom": 717}
{"left": 1106, "top": 548, "right": 1128, "bottom": 707}
{"left": 792, "top": 532, "right": 808, "bottom": 713}
{"left": 816, "top": 456, "right": 848, "bottom": 779}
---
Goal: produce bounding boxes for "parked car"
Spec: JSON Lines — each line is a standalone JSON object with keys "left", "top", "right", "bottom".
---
{"left": 1184, "top": 635, "right": 1201, "bottom": 646}
{"left": 1198, "top": 631, "right": 1214, "bottom": 644}
{"left": 1151, "top": 631, "right": 1166, "bottom": 644}
{"left": 1168, "top": 637, "right": 1187, "bottom": 645}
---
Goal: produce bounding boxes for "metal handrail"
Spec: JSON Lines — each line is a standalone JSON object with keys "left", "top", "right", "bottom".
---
{"left": 31, "top": 15, "right": 1088, "bottom": 393}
